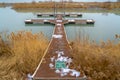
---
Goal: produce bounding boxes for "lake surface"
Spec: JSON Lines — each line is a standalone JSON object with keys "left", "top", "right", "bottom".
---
{"left": 0, "top": 7, "right": 54, "bottom": 40}
{"left": 0, "top": 0, "right": 119, "bottom": 3}
{"left": 0, "top": 7, "right": 120, "bottom": 43}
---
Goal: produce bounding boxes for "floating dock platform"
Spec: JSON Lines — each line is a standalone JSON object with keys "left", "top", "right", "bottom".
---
{"left": 65, "top": 19, "right": 95, "bottom": 24}
{"left": 25, "top": 19, "right": 95, "bottom": 25}
{"left": 37, "top": 13, "right": 82, "bottom": 17}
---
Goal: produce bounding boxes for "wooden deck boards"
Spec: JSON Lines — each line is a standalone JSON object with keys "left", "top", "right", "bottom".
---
{"left": 32, "top": 15, "right": 86, "bottom": 80}
{"left": 25, "top": 19, "right": 94, "bottom": 25}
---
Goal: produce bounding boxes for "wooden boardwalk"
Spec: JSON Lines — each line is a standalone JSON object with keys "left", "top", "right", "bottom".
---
{"left": 31, "top": 15, "right": 86, "bottom": 80}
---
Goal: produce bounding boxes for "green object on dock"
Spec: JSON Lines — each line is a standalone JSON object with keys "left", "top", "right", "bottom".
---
{"left": 55, "top": 61, "right": 66, "bottom": 69}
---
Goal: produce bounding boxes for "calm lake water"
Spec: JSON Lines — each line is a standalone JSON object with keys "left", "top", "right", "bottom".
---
{"left": 0, "top": 0, "right": 119, "bottom": 3}
{"left": 0, "top": 7, "right": 120, "bottom": 43}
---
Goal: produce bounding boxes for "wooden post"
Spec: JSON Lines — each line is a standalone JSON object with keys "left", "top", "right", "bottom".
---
{"left": 54, "top": 1, "right": 56, "bottom": 19}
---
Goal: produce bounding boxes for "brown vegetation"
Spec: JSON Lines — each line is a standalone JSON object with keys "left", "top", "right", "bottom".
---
{"left": 12, "top": 2, "right": 54, "bottom": 9}
{"left": 72, "top": 37, "right": 120, "bottom": 80}
{"left": 12, "top": 2, "right": 120, "bottom": 9}
{"left": 0, "top": 3, "right": 6, "bottom": 7}
{"left": 0, "top": 31, "right": 48, "bottom": 80}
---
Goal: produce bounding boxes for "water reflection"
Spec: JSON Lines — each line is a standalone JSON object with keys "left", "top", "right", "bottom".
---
{"left": 102, "top": 13, "right": 108, "bottom": 16}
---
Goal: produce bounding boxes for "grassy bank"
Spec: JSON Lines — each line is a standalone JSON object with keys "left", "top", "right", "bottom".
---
{"left": 0, "top": 3, "right": 6, "bottom": 7}
{"left": 1, "top": 2, "right": 120, "bottom": 9}
{"left": 0, "top": 31, "right": 48, "bottom": 80}
{"left": 72, "top": 37, "right": 120, "bottom": 80}
{"left": 12, "top": 2, "right": 120, "bottom": 9}
{"left": 11, "top": 2, "right": 120, "bottom": 15}
{"left": 14, "top": 8, "right": 120, "bottom": 15}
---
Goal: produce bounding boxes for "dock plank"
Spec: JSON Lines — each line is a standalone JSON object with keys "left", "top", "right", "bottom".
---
{"left": 25, "top": 19, "right": 94, "bottom": 25}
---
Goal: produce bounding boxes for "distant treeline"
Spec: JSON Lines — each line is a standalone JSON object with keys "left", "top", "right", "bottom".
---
{"left": 0, "top": 2, "right": 120, "bottom": 9}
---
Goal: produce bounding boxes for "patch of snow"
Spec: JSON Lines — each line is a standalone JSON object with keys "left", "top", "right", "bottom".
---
{"left": 68, "top": 19, "right": 75, "bottom": 22}
{"left": 67, "top": 58, "right": 72, "bottom": 65}
{"left": 87, "top": 19, "right": 93, "bottom": 22}
{"left": 44, "top": 20, "right": 48, "bottom": 22}
{"left": 55, "top": 69, "right": 61, "bottom": 73}
{"left": 62, "top": 57, "right": 68, "bottom": 62}
{"left": 60, "top": 73, "right": 65, "bottom": 77}
{"left": 56, "top": 56, "right": 64, "bottom": 62}
{"left": 70, "top": 70, "right": 80, "bottom": 77}
{"left": 56, "top": 20, "right": 62, "bottom": 22}
{"left": 27, "top": 74, "right": 33, "bottom": 80}
{"left": 49, "top": 63, "right": 54, "bottom": 69}
{"left": 62, "top": 72, "right": 67, "bottom": 76}
{"left": 60, "top": 72, "right": 68, "bottom": 77}
{"left": 50, "top": 56, "right": 55, "bottom": 62}
{"left": 61, "top": 68, "right": 71, "bottom": 73}
{"left": 57, "top": 23, "right": 62, "bottom": 26}
{"left": 25, "top": 19, "right": 31, "bottom": 22}
{"left": 52, "top": 34, "right": 62, "bottom": 39}
{"left": 58, "top": 53, "right": 61, "bottom": 58}
{"left": 57, "top": 51, "right": 64, "bottom": 58}
{"left": 58, "top": 51, "right": 64, "bottom": 55}
{"left": 56, "top": 56, "right": 69, "bottom": 62}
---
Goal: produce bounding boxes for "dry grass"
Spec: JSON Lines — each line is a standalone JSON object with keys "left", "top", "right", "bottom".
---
{"left": 12, "top": 2, "right": 55, "bottom": 9}
{"left": 12, "top": 2, "right": 120, "bottom": 9}
{"left": 0, "top": 31, "right": 48, "bottom": 80}
{"left": 72, "top": 36, "right": 120, "bottom": 80}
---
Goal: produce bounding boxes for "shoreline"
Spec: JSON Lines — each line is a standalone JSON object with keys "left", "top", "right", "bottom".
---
{"left": 0, "top": 2, "right": 120, "bottom": 9}
{"left": 12, "top": 8, "right": 120, "bottom": 15}
{"left": 0, "top": 2, "right": 120, "bottom": 14}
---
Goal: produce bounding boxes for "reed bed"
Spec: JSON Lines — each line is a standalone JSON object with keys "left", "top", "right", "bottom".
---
{"left": 12, "top": 2, "right": 120, "bottom": 9}
{"left": 0, "top": 31, "right": 48, "bottom": 80}
{"left": 0, "top": 31, "right": 120, "bottom": 80}
{"left": 72, "top": 36, "right": 120, "bottom": 80}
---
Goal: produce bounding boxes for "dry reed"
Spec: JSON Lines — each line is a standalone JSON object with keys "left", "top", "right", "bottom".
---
{"left": 72, "top": 36, "right": 120, "bottom": 80}
{"left": 12, "top": 2, "right": 120, "bottom": 9}
{"left": 0, "top": 31, "right": 48, "bottom": 80}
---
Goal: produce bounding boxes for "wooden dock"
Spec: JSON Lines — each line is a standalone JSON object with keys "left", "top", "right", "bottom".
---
{"left": 37, "top": 13, "right": 82, "bottom": 17}
{"left": 25, "top": 19, "right": 95, "bottom": 25}
{"left": 31, "top": 15, "right": 87, "bottom": 80}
